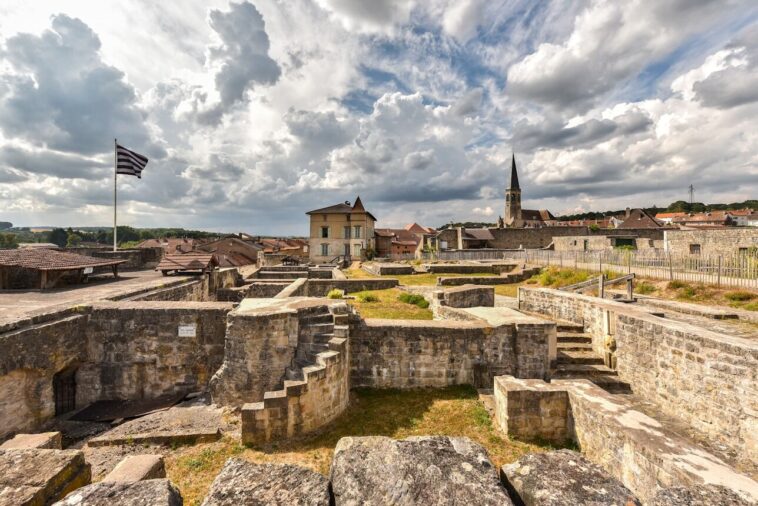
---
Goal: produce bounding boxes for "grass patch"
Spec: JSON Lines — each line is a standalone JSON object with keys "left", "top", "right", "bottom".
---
{"left": 355, "top": 292, "right": 379, "bottom": 303}
{"left": 667, "top": 280, "right": 689, "bottom": 290}
{"left": 165, "top": 386, "right": 555, "bottom": 505}
{"left": 347, "top": 288, "right": 433, "bottom": 319}
{"left": 398, "top": 292, "right": 430, "bottom": 308}
{"left": 725, "top": 290, "right": 755, "bottom": 302}
{"left": 326, "top": 288, "right": 344, "bottom": 299}
{"left": 533, "top": 267, "right": 591, "bottom": 288}
{"left": 635, "top": 281, "right": 657, "bottom": 295}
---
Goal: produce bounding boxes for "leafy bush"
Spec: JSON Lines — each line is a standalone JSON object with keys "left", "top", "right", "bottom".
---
{"left": 327, "top": 289, "right": 344, "bottom": 299}
{"left": 356, "top": 292, "right": 379, "bottom": 303}
{"left": 398, "top": 292, "right": 429, "bottom": 308}
{"left": 743, "top": 301, "right": 758, "bottom": 311}
{"left": 725, "top": 291, "right": 755, "bottom": 302}
{"left": 678, "top": 286, "right": 696, "bottom": 299}
{"left": 635, "top": 282, "right": 656, "bottom": 295}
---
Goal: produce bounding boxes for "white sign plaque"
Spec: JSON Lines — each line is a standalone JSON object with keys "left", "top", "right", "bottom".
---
{"left": 83, "top": 267, "right": 94, "bottom": 274}
{"left": 178, "top": 324, "right": 197, "bottom": 337}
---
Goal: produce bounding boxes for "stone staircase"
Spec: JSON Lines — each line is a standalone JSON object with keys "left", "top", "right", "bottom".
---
{"left": 241, "top": 304, "right": 351, "bottom": 444}
{"left": 552, "top": 322, "right": 631, "bottom": 394}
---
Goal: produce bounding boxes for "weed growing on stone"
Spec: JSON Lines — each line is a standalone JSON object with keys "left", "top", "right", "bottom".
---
{"left": 355, "top": 292, "right": 379, "bottom": 303}
{"left": 635, "top": 281, "right": 657, "bottom": 295}
{"left": 327, "top": 289, "right": 344, "bottom": 299}
{"left": 725, "top": 291, "right": 755, "bottom": 302}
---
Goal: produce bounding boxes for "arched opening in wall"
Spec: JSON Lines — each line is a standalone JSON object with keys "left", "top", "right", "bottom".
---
{"left": 53, "top": 366, "right": 77, "bottom": 416}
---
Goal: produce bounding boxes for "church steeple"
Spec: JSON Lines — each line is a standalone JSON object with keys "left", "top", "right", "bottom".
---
{"left": 505, "top": 153, "right": 522, "bottom": 227}
{"left": 509, "top": 152, "right": 520, "bottom": 190}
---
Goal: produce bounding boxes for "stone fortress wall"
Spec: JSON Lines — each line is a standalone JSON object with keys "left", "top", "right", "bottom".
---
{"left": 518, "top": 286, "right": 758, "bottom": 472}
{"left": 664, "top": 228, "right": 758, "bottom": 256}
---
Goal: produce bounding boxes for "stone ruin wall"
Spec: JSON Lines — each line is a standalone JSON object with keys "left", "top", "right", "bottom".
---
{"left": 664, "top": 228, "right": 758, "bottom": 256}
{"left": 518, "top": 286, "right": 758, "bottom": 472}
{"left": 78, "top": 301, "right": 233, "bottom": 406}
{"left": 0, "top": 313, "right": 89, "bottom": 440}
{"left": 494, "top": 376, "right": 758, "bottom": 503}
{"left": 349, "top": 317, "right": 552, "bottom": 389}
{"left": 0, "top": 272, "right": 238, "bottom": 441}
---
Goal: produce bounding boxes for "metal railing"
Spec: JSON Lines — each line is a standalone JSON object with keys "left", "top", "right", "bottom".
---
{"left": 501, "top": 249, "right": 758, "bottom": 289}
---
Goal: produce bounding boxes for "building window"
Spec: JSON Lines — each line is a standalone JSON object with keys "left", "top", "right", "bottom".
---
{"left": 321, "top": 244, "right": 329, "bottom": 257}
{"left": 321, "top": 226, "right": 329, "bottom": 238}
{"left": 689, "top": 244, "right": 701, "bottom": 255}
{"left": 583, "top": 240, "right": 589, "bottom": 251}
{"left": 343, "top": 226, "right": 351, "bottom": 239}
{"left": 354, "top": 225, "right": 362, "bottom": 239}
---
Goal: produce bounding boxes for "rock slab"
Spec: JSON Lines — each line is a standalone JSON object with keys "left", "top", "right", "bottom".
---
{"left": 500, "top": 449, "right": 640, "bottom": 506}
{"left": 201, "top": 458, "right": 329, "bottom": 506}
{"left": 0, "top": 448, "right": 91, "bottom": 506}
{"left": 102, "top": 454, "right": 166, "bottom": 483}
{"left": 0, "top": 432, "right": 62, "bottom": 450}
{"left": 330, "top": 435, "right": 512, "bottom": 506}
{"left": 651, "top": 485, "right": 754, "bottom": 505}
{"left": 53, "top": 479, "right": 182, "bottom": 506}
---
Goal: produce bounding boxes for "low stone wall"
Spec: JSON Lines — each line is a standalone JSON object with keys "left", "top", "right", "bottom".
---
{"left": 434, "top": 285, "right": 494, "bottom": 309}
{"left": 79, "top": 301, "right": 233, "bottom": 404}
{"left": 350, "top": 311, "right": 553, "bottom": 388}
{"left": 119, "top": 269, "right": 240, "bottom": 302}
{"left": 292, "top": 278, "right": 399, "bottom": 297}
{"left": 247, "top": 282, "right": 290, "bottom": 298}
{"left": 424, "top": 263, "right": 516, "bottom": 274}
{"left": 438, "top": 267, "right": 540, "bottom": 286}
{"left": 0, "top": 311, "right": 89, "bottom": 440}
{"left": 494, "top": 376, "right": 569, "bottom": 444}
{"left": 518, "top": 287, "right": 758, "bottom": 472}
{"left": 493, "top": 376, "right": 758, "bottom": 503}
{"left": 362, "top": 263, "right": 414, "bottom": 275}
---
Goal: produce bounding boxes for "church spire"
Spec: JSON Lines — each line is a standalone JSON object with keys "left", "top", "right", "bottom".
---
{"left": 509, "top": 153, "right": 520, "bottom": 190}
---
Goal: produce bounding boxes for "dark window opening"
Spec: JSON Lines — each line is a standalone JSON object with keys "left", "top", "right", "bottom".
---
{"left": 689, "top": 244, "right": 701, "bottom": 255}
{"left": 54, "top": 366, "right": 77, "bottom": 415}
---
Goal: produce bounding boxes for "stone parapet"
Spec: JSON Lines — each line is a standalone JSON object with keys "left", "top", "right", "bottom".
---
{"left": 493, "top": 376, "right": 568, "bottom": 444}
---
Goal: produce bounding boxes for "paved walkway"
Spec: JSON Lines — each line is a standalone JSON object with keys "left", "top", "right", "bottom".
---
{"left": 0, "top": 271, "right": 190, "bottom": 326}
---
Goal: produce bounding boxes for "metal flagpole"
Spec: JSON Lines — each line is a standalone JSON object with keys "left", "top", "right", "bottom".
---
{"left": 113, "top": 138, "right": 117, "bottom": 252}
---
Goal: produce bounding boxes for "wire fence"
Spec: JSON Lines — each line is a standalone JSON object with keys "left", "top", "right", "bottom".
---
{"left": 501, "top": 249, "right": 758, "bottom": 289}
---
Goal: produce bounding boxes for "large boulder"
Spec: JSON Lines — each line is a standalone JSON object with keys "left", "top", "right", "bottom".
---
{"left": 201, "top": 458, "right": 329, "bottom": 506}
{"left": 53, "top": 479, "right": 182, "bottom": 505}
{"left": 0, "top": 448, "right": 91, "bottom": 506}
{"left": 330, "top": 436, "right": 511, "bottom": 505}
{"left": 650, "top": 485, "right": 754, "bottom": 505}
{"left": 500, "top": 449, "right": 640, "bottom": 506}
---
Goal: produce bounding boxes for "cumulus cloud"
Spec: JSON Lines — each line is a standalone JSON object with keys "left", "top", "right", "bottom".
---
{"left": 191, "top": 1, "right": 281, "bottom": 124}
{"left": 442, "top": 0, "right": 486, "bottom": 43}
{"left": 0, "top": 14, "right": 155, "bottom": 156}
{"left": 506, "top": 0, "right": 747, "bottom": 110}
{"left": 314, "top": 0, "right": 416, "bottom": 33}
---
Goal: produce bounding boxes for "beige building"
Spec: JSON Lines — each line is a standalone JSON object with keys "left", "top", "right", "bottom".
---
{"left": 306, "top": 197, "right": 376, "bottom": 263}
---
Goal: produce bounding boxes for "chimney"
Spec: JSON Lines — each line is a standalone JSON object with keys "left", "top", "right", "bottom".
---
{"left": 625, "top": 207, "right": 631, "bottom": 219}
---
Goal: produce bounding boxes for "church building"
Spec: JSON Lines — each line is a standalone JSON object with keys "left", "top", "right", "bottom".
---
{"left": 503, "top": 154, "right": 555, "bottom": 228}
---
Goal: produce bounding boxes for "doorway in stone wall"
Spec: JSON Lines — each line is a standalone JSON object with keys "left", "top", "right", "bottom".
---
{"left": 53, "top": 366, "right": 77, "bottom": 415}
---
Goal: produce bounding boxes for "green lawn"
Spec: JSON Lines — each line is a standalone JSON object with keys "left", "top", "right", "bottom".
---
{"left": 166, "top": 386, "right": 556, "bottom": 505}
{"left": 347, "top": 288, "right": 433, "bottom": 320}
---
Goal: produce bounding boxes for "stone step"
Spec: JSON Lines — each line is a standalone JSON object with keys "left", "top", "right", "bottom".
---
{"left": 556, "top": 333, "right": 592, "bottom": 343}
{"left": 557, "top": 342, "right": 593, "bottom": 351}
{"left": 306, "top": 323, "right": 334, "bottom": 332}
{"left": 301, "top": 314, "right": 333, "bottom": 324}
{"left": 556, "top": 322, "right": 584, "bottom": 333}
{"left": 557, "top": 350, "right": 604, "bottom": 365}
{"left": 314, "top": 332, "right": 335, "bottom": 343}
{"left": 553, "top": 363, "right": 618, "bottom": 377}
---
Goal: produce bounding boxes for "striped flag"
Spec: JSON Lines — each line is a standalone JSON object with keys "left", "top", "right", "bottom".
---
{"left": 116, "top": 143, "right": 148, "bottom": 178}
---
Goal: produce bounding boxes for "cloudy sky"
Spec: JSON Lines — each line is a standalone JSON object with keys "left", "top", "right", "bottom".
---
{"left": 0, "top": 0, "right": 756, "bottom": 234}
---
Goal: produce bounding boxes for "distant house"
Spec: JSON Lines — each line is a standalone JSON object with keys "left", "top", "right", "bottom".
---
{"left": 197, "top": 237, "right": 262, "bottom": 267}
{"left": 306, "top": 197, "right": 376, "bottom": 263}
{"left": 137, "top": 238, "right": 197, "bottom": 254}
{"left": 374, "top": 223, "right": 436, "bottom": 258}
{"left": 655, "top": 212, "right": 688, "bottom": 224}
{"left": 672, "top": 212, "right": 735, "bottom": 228}
{"left": 617, "top": 208, "right": 663, "bottom": 229}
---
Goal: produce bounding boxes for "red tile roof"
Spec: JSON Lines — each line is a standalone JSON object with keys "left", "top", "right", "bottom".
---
{"left": 156, "top": 253, "right": 217, "bottom": 272}
{"left": 0, "top": 249, "right": 125, "bottom": 271}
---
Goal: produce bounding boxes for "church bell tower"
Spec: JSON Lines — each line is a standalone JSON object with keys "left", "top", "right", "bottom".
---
{"left": 505, "top": 153, "right": 522, "bottom": 227}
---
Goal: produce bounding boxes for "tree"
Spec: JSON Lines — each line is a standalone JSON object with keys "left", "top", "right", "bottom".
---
{"left": 0, "top": 233, "right": 18, "bottom": 249}
{"left": 66, "top": 232, "right": 82, "bottom": 247}
{"left": 48, "top": 228, "right": 68, "bottom": 248}
{"left": 0, "top": 222, "right": 12, "bottom": 230}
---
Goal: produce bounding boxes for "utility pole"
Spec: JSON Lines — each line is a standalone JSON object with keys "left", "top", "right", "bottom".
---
{"left": 688, "top": 184, "right": 694, "bottom": 206}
